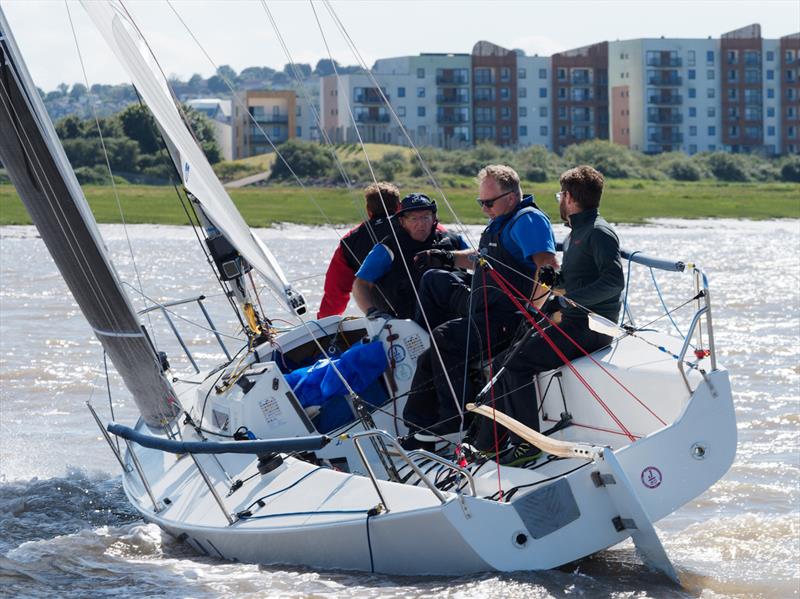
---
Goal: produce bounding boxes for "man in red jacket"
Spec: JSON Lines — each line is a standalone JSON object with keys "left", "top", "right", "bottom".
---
{"left": 317, "top": 182, "right": 401, "bottom": 319}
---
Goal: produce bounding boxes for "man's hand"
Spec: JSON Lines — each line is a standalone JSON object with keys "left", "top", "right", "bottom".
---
{"left": 414, "top": 249, "right": 455, "bottom": 272}
{"left": 537, "top": 265, "right": 559, "bottom": 288}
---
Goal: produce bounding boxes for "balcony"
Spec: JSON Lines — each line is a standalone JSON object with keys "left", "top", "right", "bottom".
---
{"left": 253, "top": 114, "right": 288, "bottom": 124}
{"left": 648, "top": 93, "right": 683, "bottom": 105}
{"left": 646, "top": 56, "right": 683, "bottom": 68}
{"left": 647, "top": 113, "right": 683, "bottom": 124}
{"left": 354, "top": 114, "right": 390, "bottom": 124}
{"left": 570, "top": 89, "right": 595, "bottom": 102}
{"left": 571, "top": 73, "right": 592, "bottom": 85}
{"left": 648, "top": 131, "right": 683, "bottom": 143}
{"left": 571, "top": 113, "right": 594, "bottom": 123}
{"left": 647, "top": 74, "right": 683, "bottom": 86}
{"left": 436, "top": 73, "right": 469, "bottom": 85}
{"left": 353, "top": 91, "right": 388, "bottom": 104}
{"left": 437, "top": 113, "right": 469, "bottom": 124}
{"left": 436, "top": 93, "right": 469, "bottom": 104}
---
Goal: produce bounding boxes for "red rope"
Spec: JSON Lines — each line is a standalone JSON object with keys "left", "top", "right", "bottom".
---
{"left": 482, "top": 269, "right": 503, "bottom": 501}
{"left": 489, "top": 267, "right": 666, "bottom": 428}
{"left": 486, "top": 268, "right": 637, "bottom": 442}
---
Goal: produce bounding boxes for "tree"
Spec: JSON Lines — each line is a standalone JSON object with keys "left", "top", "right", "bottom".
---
{"left": 70, "top": 83, "right": 88, "bottom": 99}
{"left": 216, "top": 64, "right": 238, "bottom": 83}
{"left": 57, "top": 83, "right": 69, "bottom": 95}
{"left": 283, "top": 62, "right": 312, "bottom": 78}
{"left": 314, "top": 59, "right": 341, "bottom": 77}
{"left": 206, "top": 75, "right": 228, "bottom": 94}
{"left": 780, "top": 156, "right": 800, "bottom": 182}
{"left": 187, "top": 73, "right": 205, "bottom": 93}
{"left": 270, "top": 72, "right": 290, "bottom": 86}
{"left": 704, "top": 152, "right": 750, "bottom": 182}
{"left": 269, "top": 139, "right": 333, "bottom": 180}
{"left": 184, "top": 106, "right": 222, "bottom": 164}
{"left": 118, "top": 104, "right": 161, "bottom": 154}
{"left": 56, "top": 115, "right": 85, "bottom": 139}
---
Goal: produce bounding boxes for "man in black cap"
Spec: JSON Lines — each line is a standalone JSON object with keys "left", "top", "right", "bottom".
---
{"left": 353, "top": 193, "right": 466, "bottom": 320}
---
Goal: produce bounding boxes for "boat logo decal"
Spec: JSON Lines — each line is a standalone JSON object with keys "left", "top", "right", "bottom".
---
{"left": 389, "top": 345, "right": 406, "bottom": 363}
{"left": 403, "top": 334, "right": 426, "bottom": 359}
{"left": 641, "top": 466, "right": 662, "bottom": 489}
{"left": 395, "top": 362, "right": 413, "bottom": 381}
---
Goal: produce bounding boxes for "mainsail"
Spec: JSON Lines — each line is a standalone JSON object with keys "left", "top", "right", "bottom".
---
{"left": 0, "top": 7, "right": 181, "bottom": 429}
{"left": 82, "top": 1, "right": 306, "bottom": 316}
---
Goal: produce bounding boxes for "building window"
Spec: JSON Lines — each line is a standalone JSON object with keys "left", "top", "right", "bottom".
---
{"left": 518, "top": 87, "right": 526, "bottom": 98}
{"left": 539, "top": 68, "right": 547, "bottom": 79}
{"left": 519, "top": 67, "right": 527, "bottom": 79}
{"left": 540, "top": 125, "right": 548, "bottom": 136}
{"left": 397, "top": 106, "right": 406, "bottom": 117}
{"left": 539, "top": 106, "right": 547, "bottom": 117}
{"left": 766, "top": 50, "right": 774, "bottom": 61}
{"left": 728, "top": 88, "right": 738, "bottom": 100}
{"left": 688, "top": 69, "right": 696, "bottom": 80}
{"left": 520, "top": 125, "right": 528, "bottom": 136}
{"left": 766, "top": 70, "right": 774, "bottom": 80}
{"left": 499, "top": 87, "right": 511, "bottom": 100}
{"left": 728, "top": 125, "right": 739, "bottom": 138}
{"left": 500, "top": 106, "right": 511, "bottom": 120}
{"left": 689, "top": 107, "right": 696, "bottom": 117}
{"left": 689, "top": 144, "right": 697, "bottom": 153}
{"left": 788, "top": 88, "right": 797, "bottom": 101}
{"left": 707, "top": 88, "right": 715, "bottom": 98}
{"left": 767, "top": 125, "right": 775, "bottom": 136}
{"left": 500, "top": 125, "right": 511, "bottom": 138}
{"left": 500, "top": 67, "right": 511, "bottom": 82}
{"left": 707, "top": 106, "right": 716, "bottom": 117}
{"left": 706, "top": 50, "right": 714, "bottom": 65}
{"left": 416, "top": 68, "right": 425, "bottom": 78}
{"left": 539, "top": 87, "right": 547, "bottom": 98}
{"left": 767, "top": 88, "right": 775, "bottom": 98}
{"left": 272, "top": 126, "right": 282, "bottom": 137}
{"left": 398, "top": 87, "right": 406, "bottom": 98}
{"left": 707, "top": 126, "right": 716, "bottom": 136}
{"left": 417, "top": 87, "right": 425, "bottom": 98}
{"left": 688, "top": 50, "right": 696, "bottom": 66}
{"left": 688, "top": 87, "right": 696, "bottom": 98}
{"left": 689, "top": 126, "right": 697, "bottom": 136}
{"left": 417, "top": 106, "right": 425, "bottom": 117}
{"left": 296, "top": 126, "right": 302, "bottom": 137}
{"left": 519, "top": 106, "right": 528, "bottom": 117}
{"left": 707, "top": 69, "right": 715, "bottom": 80}
{"left": 557, "top": 68, "right": 567, "bottom": 80}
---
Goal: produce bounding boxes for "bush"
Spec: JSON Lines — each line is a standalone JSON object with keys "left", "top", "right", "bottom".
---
{"left": 562, "top": 140, "right": 643, "bottom": 179}
{"left": 704, "top": 152, "right": 750, "bottom": 182}
{"left": 780, "top": 156, "right": 800, "bottom": 182}
{"left": 666, "top": 158, "right": 702, "bottom": 181}
{"left": 269, "top": 140, "right": 333, "bottom": 181}
{"left": 73, "top": 165, "right": 127, "bottom": 185}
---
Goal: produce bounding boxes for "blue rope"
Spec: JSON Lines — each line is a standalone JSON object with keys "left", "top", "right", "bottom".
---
{"left": 649, "top": 266, "right": 688, "bottom": 342}
{"left": 620, "top": 251, "right": 639, "bottom": 326}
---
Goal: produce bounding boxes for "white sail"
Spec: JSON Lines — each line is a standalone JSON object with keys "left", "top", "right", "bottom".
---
{"left": 82, "top": 1, "right": 306, "bottom": 315}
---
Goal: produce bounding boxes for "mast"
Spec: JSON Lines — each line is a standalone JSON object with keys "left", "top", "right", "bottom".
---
{"left": 0, "top": 7, "right": 181, "bottom": 430}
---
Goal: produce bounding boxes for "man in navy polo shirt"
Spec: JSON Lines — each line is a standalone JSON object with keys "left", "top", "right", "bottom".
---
{"left": 352, "top": 193, "right": 466, "bottom": 320}
{"left": 405, "top": 165, "right": 558, "bottom": 444}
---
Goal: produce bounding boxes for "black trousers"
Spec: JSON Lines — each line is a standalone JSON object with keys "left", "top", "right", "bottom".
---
{"left": 493, "top": 318, "right": 612, "bottom": 442}
{"left": 403, "top": 310, "right": 520, "bottom": 433}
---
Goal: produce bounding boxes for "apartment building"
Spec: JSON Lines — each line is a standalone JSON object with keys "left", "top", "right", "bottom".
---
{"left": 319, "top": 24, "right": 798, "bottom": 155}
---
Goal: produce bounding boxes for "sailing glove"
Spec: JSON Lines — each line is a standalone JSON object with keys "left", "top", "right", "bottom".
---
{"left": 414, "top": 249, "right": 455, "bottom": 272}
{"left": 537, "top": 265, "right": 560, "bottom": 288}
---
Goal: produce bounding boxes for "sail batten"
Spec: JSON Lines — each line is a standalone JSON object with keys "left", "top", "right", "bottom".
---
{"left": 0, "top": 7, "right": 180, "bottom": 430}
{"left": 82, "top": 1, "right": 306, "bottom": 316}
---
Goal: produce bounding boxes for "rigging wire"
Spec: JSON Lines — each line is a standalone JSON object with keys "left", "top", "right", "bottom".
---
{"left": 64, "top": 1, "right": 160, "bottom": 350}
{"left": 308, "top": 0, "right": 464, "bottom": 416}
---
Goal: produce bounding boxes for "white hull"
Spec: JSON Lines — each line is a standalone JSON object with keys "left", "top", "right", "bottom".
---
{"left": 115, "top": 318, "right": 736, "bottom": 575}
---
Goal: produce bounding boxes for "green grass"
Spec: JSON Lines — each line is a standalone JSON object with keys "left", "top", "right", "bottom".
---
{"left": 1, "top": 179, "right": 798, "bottom": 226}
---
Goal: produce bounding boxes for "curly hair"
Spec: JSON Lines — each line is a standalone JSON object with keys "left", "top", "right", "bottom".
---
{"left": 364, "top": 182, "right": 401, "bottom": 218}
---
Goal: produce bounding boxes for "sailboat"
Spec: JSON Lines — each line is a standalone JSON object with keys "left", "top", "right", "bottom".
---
{"left": 0, "top": 2, "right": 736, "bottom": 579}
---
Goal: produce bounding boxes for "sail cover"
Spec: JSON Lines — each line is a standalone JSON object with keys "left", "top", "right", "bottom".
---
{"left": 82, "top": 1, "right": 306, "bottom": 316}
{"left": 0, "top": 7, "right": 180, "bottom": 430}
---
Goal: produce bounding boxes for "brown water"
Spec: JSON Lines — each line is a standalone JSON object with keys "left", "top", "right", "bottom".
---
{"left": 1, "top": 220, "right": 798, "bottom": 598}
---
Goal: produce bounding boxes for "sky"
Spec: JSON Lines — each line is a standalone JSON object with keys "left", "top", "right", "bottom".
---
{"left": 2, "top": 0, "right": 798, "bottom": 91}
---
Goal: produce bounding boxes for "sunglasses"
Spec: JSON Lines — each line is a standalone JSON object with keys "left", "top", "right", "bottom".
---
{"left": 555, "top": 191, "right": 566, "bottom": 203}
{"left": 476, "top": 190, "right": 514, "bottom": 209}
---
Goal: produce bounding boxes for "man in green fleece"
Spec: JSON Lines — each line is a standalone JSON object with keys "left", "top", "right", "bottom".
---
{"left": 491, "top": 164, "right": 624, "bottom": 466}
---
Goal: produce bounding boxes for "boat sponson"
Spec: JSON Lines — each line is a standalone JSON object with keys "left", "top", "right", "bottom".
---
{"left": 512, "top": 478, "right": 581, "bottom": 539}
{"left": 107, "top": 422, "right": 329, "bottom": 453}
